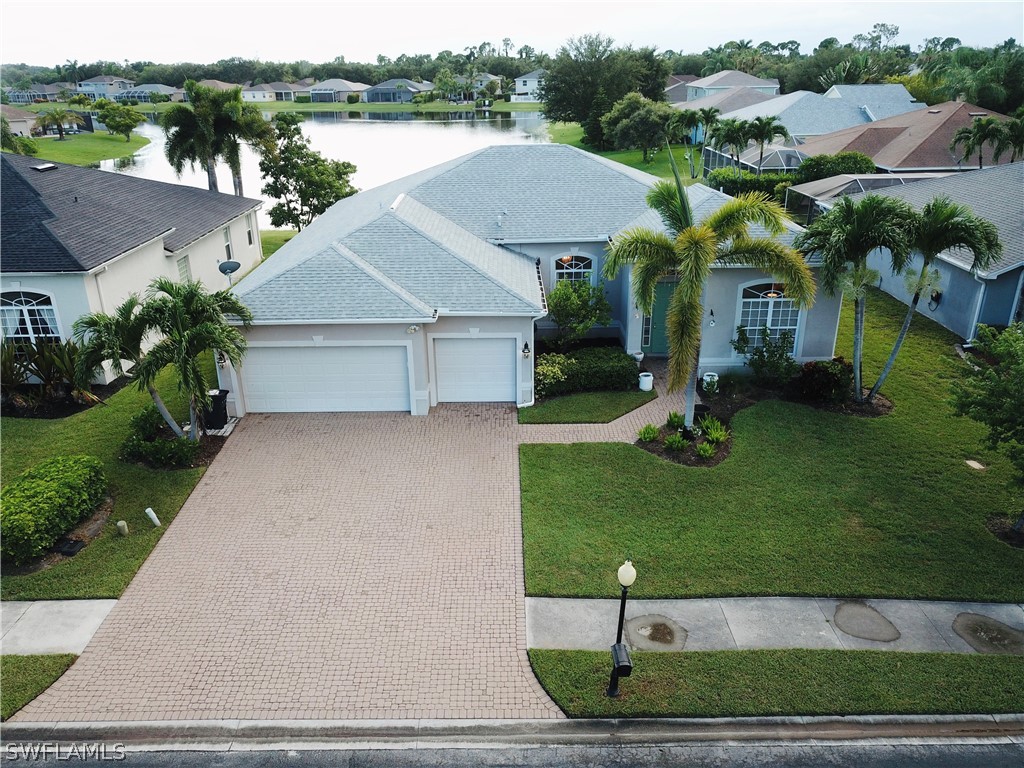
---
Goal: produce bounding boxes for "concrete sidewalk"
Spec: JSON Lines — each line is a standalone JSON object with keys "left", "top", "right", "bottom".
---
{"left": 1, "top": 600, "right": 116, "bottom": 655}
{"left": 527, "top": 597, "right": 1024, "bottom": 654}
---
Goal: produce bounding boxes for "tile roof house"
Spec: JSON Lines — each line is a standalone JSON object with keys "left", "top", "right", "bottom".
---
{"left": 686, "top": 70, "right": 780, "bottom": 101}
{"left": 309, "top": 79, "right": 372, "bottom": 103}
{"left": 364, "top": 78, "right": 435, "bottom": 104}
{"left": 664, "top": 74, "right": 698, "bottom": 102}
{"left": 4, "top": 82, "right": 72, "bottom": 104}
{"left": 1, "top": 155, "right": 264, "bottom": 382}
{"left": 847, "top": 163, "right": 1024, "bottom": 339}
{"left": 794, "top": 101, "right": 1013, "bottom": 172}
{"left": 224, "top": 145, "right": 843, "bottom": 418}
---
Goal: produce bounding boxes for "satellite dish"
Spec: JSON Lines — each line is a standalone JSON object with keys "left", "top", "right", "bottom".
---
{"left": 218, "top": 260, "right": 241, "bottom": 276}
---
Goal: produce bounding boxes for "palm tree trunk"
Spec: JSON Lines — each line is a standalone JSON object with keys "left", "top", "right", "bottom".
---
{"left": 978, "top": 151, "right": 983, "bottom": 170}
{"left": 758, "top": 142, "right": 765, "bottom": 178}
{"left": 683, "top": 350, "right": 700, "bottom": 428}
{"left": 868, "top": 271, "right": 924, "bottom": 402}
{"left": 205, "top": 158, "right": 219, "bottom": 193}
{"left": 189, "top": 401, "right": 200, "bottom": 442}
{"left": 233, "top": 173, "right": 244, "bottom": 197}
{"left": 853, "top": 297, "right": 866, "bottom": 403}
{"left": 147, "top": 385, "right": 185, "bottom": 438}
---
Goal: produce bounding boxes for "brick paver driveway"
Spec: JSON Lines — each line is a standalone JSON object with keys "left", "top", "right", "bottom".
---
{"left": 17, "top": 407, "right": 561, "bottom": 721}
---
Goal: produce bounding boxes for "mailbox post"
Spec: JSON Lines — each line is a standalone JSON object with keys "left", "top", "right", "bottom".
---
{"left": 607, "top": 560, "right": 636, "bottom": 697}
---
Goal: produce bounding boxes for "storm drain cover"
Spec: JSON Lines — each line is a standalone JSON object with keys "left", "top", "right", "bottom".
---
{"left": 833, "top": 601, "right": 901, "bottom": 642}
{"left": 952, "top": 613, "right": 1024, "bottom": 655}
{"left": 625, "top": 614, "right": 687, "bottom": 651}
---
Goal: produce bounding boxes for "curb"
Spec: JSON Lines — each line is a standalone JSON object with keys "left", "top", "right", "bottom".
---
{"left": 2, "top": 714, "right": 1022, "bottom": 747}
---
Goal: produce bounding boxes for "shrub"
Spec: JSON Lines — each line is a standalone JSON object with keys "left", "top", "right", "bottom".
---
{"left": 789, "top": 357, "right": 854, "bottom": 404}
{"left": 1, "top": 340, "right": 27, "bottom": 399}
{"left": 794, "top": 151, "right": 875, "bottom": 185}
{"left": 774, "top": 180, "right": 792, "bottom": 204}
{"left": 705, "top": 169, "right": 796, "bottom": 197}
{"left": 546, "top": 280, "right": 612, "bottom": 349}
{"left": 504, "top": 93, "right": 512, "bottom": 102}
{"left": 294, "top": 95, "right": 311, "bottom": 104}
{"left": 637, "top": 424, "right": 659, "bottom": 442}
{"left": 666, "top": 411, "right": 685, "bottom": 430}
{"left": 1, "top": 455, "right": 106, "bottom": 564}
{"left": 534, "top": 347, "right": 638, "bottom": 398}
{"left": 695, "top": 441, "right": 716, "bottom": 459}
{"left": 664, "top": 433, "right": 686, "bottom": 451}
{"left": 698, "top": 415, "right": 729, "bottom": 445}
{"left": 119, "top": 404, "right": 200, "bottom": 468}
{"left": 346, "top": 93, "right": 360, "bottom": 104}
{"left": 731, "top": 326, "right": 799, "bottom": 389}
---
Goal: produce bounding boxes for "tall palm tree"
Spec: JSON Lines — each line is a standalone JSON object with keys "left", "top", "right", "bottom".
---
{"left": 670, "top": 109, "right": 700, "bottom": 177}
{"left": 73, "top": 295, "right": 184, "bottom": 438}
{"left": 710, "top": 118, "right": 750, "bottom": 177}
{"left": 994, "top": 117, "right": 1024, "bottom": 163}
{"left": 696, "top": 106, "right": 720, "bottom": 148}
{"left": 950, "top": 116, "right": 1005, "bottom": 169}
{"left": 135, "top": 278, "right": 253, "bottom": 441}
{"left": 867, "top": 198, "right": 1001, "bottom": 401}
{"left": 604, "top": 147, "right": 815, "bottom": 424}
{"left": 32, "top": 108, "right": 84, "bottom": 141}
{"left": 794, "top": 195, "right": 918, "bottom": 403}
{"left": 747, "top": 115, "right": 791, "bottom": 177}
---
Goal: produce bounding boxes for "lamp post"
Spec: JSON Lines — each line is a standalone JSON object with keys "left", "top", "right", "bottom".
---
{"left": 607, "top": 559, "right": 636, "bottom": 697}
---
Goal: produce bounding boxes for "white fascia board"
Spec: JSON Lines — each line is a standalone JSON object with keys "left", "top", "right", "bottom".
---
{"left": 232, "top": 315, "right": 437, "bottom": 326}
{"left": 487, "top": 236, "right": 613, "bottom": 245}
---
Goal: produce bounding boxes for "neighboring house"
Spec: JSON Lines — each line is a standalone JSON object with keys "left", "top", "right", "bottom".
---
{"left": 195, "top": 79, "right": 242, "bottom": 92}
{"left": 77, "top": 75, "right": 135, "bottom": 100}
{"left": 1, "top": 104, "right": 36, "bottom": 135}
{"left": 785, "top": 172, "right": 951, "bottom": 222}
{"left": 113, "top": 84, "right": 183, "bottom": 103}
{"left": 364, "top": 78, "right": 435, "bottom": 104}
{"left": 264, "top": 82, "right": 300, "bottom": 102}
{"left": 686, "top": 70, "right": 780, "bottom": 101}
{"left": 821, "top": 83, "right": 920, "bottom": 121}
{"left": 849, "top": 163, "right": 1024, "bottom": 340}
{"left": 673, "top": 87, "right": 779, "bottom": 143}
{"left": 454, "top": 72, "right": 501, "bottom": 96}
{"left": 511, "top": 69, "right": 545, "bottom": 102}
{"left": 223, "top": 145, "right": 842, "bottom": 418}
{"left": 309, "top": 78, "right": 371, "bottom": 103}
{"left": 0, "top": 155, "right": 264, "bottom": 382}
{"left": 241, "top": 83, "right": 277, "bottom": 102}
{"left": 664, "top": 74, "right": 697, "bottom": 103}
{"left": 794, "top": 101, "right": 1013, "bottom": 172}
{"left": 5, "top": 82, "right": 71, "bottom": 104}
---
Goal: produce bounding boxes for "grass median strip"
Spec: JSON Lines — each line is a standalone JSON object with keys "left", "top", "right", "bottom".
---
{"left": 519, "top": 390, "right": 657, "bottom": 424}
{"left": 530, "top": 649, "right": 1024, "bottom": 718}
{"left": 1, "top": 655, "right": 77, "bottom": 721}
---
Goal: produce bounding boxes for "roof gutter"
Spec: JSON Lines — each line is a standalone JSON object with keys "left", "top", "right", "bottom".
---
{"left": 487, "top": 236, "right": 613, "bottom": 245}
{"left": 230, "top": 315, "right": 438, "bottom": 326}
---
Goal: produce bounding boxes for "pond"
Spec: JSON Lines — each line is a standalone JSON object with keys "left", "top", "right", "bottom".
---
{"left": 100, "top": 111, "right": 550, "bottom": 229}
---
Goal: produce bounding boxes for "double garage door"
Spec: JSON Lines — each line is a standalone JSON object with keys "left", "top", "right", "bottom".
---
{"left": 241, "top": 338, "right": 517, "bottom": 413}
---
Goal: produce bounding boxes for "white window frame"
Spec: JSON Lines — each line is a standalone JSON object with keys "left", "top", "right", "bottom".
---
{"left": 223, "top": 228, "right": 233, "bottom": 260}
{"left": 1, "top": 291, "right": 62, "bottom": 343}
{"left": 177, "top": 254, "right": 192, "bottom": 281}
{"left": 246, "top": 213, "right": 254, "bottom": 247}
{"left": 734, "top": 281, "right": 801, "bottom": 355}
{"left": 553, "top": 254, "right": 594, "bottom": 285}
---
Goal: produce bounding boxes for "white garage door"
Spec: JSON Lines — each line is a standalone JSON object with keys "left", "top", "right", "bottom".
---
{"left": 435, "top": 337, "right": 517, "bottom": 403}
{"left": 242, "top": 346, "right": 410, "bottom": 412}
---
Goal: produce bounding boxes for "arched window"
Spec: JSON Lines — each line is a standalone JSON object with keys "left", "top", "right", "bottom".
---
{"left": 1, "top": 292, "right": 61, "bottom": 343}
{"left": 738, "top": 283, "right": 799, "bottom": 353}
{"left": 554, "top": 254, "right": 593, "bottom": 284}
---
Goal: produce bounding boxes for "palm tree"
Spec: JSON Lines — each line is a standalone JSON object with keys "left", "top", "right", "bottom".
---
{"left": 950, "top": 116, "right": 1005, "bottom": 169}
{"left": 867, "top": 198, "right": 1001, "bottom": 401}
{"left": 604, "top": 147, "right": 815, "bottom": 425}
{"left": 33, "top": 108, "right": 85, "bottom": 141}
{"left": 670, "top": 109, "right": 700, "bottom": 177}
{"left": 1, "top": 116, "right": 37, "bottom": 155}
{"left": 696, "top": 106, "right": 720, "bottom": 148}
{"left": 73, "top": 295, "right": 184, "bottom": 438}
{"left": 747, "top": 115, "right": 791, "bottom": 177}
{"left": 994, "top": 117, "right": 1024, "bottom": 162}
{"left": 794, "top": 195, "right": 918, "bottom": 403}
{"left": 710, "top": 117, "right": 750, "bottom": 177}
{"left": 135, "top": 278, "right": 253, "bottom": 441}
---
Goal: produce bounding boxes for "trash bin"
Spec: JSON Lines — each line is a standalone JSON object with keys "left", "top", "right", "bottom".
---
{"left": 203, "top": 389, "right": 229, "bottom": 430}
{"left": 639, "top": 372, "right": 654, "bottom": 392}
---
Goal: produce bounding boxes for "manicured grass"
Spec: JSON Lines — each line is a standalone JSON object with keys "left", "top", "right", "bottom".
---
{"left": 1, "top": 655, "right": 76, "bottom": 721}
{"left": 0, "top": 362, "right": 212, "bottom": 600}
{"left": 18, "top": 132, "right": 150, "bottom": 166}
{"left": 521, "top": 289, "right": 1024, "bottom": 602}
{"left": 546, "top": 122, "right": 703, "bottom": 181}
{"left": 529, "top": 649, "right": 1024, "bottom": 718}
{"left": 260, "top": 229, "right": 298, "bottom": 258}
{"left": 519, "top": 390, "right": 657, "bottom": 424}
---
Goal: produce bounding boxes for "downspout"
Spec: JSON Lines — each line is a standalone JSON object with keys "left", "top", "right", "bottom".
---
{"left": 967, "top": 274, "right": 987, "bottom": 341}
{"left": 1009, "top": 268, "right": 1024, "bottom": 325}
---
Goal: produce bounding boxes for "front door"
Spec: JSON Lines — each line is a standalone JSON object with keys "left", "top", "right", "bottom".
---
{"left": 641, "top": 280, "right": 678, "bottom": 356}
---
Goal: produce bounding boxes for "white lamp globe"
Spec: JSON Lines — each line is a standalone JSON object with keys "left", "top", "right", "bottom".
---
{"left": 617, "top": 560, "right": 637, "bottom": 588}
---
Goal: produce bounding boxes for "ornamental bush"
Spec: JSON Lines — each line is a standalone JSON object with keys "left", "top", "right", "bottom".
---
{"left": 789, "top": 357, "right": 854, "bottom": 404}
{"left": 1, "top": 455, "right": 106, "bottom": 564}
{"left": 346, "top": 93, "right": 360, "bottom": 104}
{"left": 534, "top": 347, "right": 638, "bottom": 398}
{"left": 794, "top": 151, "right": 876, "bottom": 184}
{"left": 119, "top": 404, "right": 200, "bottom": 468}
{"left": 705, "top": 169, "right": 796, "bottom": 198}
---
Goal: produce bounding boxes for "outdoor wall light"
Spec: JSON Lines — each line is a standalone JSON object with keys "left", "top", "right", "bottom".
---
{"left": 607, "top": 559, "right": 636, "bottom": 697}
{"left": 928, "top": 290, "right": 943, "bottom": 311}
{"left": 522, "top": 342, "right": 531, "bottom": 358}
{"left": 708, "top": 309, "right": 716, "bottom": 327}
{"left": 407, "top": 325, "right": 420, "bottom": 334}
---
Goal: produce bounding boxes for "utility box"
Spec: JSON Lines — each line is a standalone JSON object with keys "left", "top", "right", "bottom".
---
{"left": 204, "top": 389, "right": 229, "bottom": 431}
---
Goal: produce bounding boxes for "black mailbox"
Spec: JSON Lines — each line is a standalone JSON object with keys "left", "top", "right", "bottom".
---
{"left": 611, "top": 642, "right": 632, "bottom": 677}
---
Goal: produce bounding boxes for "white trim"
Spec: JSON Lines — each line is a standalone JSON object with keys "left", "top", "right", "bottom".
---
{"left": 426, "top": 331, "right": 524, "bottom": 407}
{"left": 0, "top": 288, "right": 65, "bottom": 342}
{"left": 235, "top": 316, "right": 436, "bottom": 326}
{"left": 487, "top": 236, "right": 613, "bottom": 245}
{"left": 1009, "top": 269, "right": 1024, "bottom": 324}
{"left": 731, "top": 278, "right": 803, "bottom": 359}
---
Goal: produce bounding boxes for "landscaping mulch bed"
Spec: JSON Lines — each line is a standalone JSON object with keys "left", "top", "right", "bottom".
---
{"left": 1, "top": 376, "right": 132, "bottom": 420}
{"left": 636, "top": 426, "right": 733, "bottom": 468}
{"left": 1, "top": 496, "right": 114, "bottom": 576}
{"left": 987, "top": 516, "right": 1024, "bottom": 549}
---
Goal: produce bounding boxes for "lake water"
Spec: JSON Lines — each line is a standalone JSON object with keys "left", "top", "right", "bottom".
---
{"left": 100, "top": 111, "right": 550, "bottom": 229}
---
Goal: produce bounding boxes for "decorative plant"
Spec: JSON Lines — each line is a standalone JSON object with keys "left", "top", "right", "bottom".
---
{"left": 664, "top": 433, "right": 686, "bottom": 451}
{"left": 698, "top": 415, "right": 729, "bottom": 445}
{"left": 731, "top": 325, "right": 799, "bottom": 389}
{"left": 695, "top": 442, "right": 717, "bottom": 459}
{"left": 666, "top": 411, "right": 685, "bottom": 430}
{"left": 637, "top": 424, "right": 659, "bottom": 442}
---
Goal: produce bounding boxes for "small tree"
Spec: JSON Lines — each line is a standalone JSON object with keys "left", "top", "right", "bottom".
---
{"left": 68, "top": 93, "right": 92, "bottom": 107}
{"left": 951, "top": 323, "right": 1024, "bottom": 531}
{"left": 582, "top": 87, "right": 611, "bottom": 148}
{"left": 545, "top": 280, "right": 612, "bottom": 349}
{"left": 98, "top": 103, "right": 147, "bottom": 141}
{"left": 33, "top": 108, "right": 85, "bottom": 140}
{"left": 601, "top": 92, "right": 675, "bottom": 162}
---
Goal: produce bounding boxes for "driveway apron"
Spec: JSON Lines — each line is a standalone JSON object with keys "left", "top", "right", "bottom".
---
{"left": 15, "top": 407, "right": 561, "bottom": 721}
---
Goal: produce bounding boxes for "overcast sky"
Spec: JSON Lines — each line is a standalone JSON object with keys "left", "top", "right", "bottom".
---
{"left": 2, "top": 0, "right": 1021, "bottom": 67}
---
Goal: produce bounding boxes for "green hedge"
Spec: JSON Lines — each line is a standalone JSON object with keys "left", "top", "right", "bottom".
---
{"left": 1, "top": 456, "right": 106, "bottom": 565}
{"left": 705, "top": 169, "right": 796, "bottom": 198}
{"left": 535, "top": 347, "right": 638, "bottom": 398}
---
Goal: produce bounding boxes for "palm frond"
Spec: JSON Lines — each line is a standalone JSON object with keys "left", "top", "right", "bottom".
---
{"left": 702, "top": 192, "right": 789, "bottom": 239}
{"left": 645, "top": 180, "right": 692, "bottom": 237}
{"left": 717, "top": 238, "right": 817, "bottom": 307}
{"left": 603, "top": 227, "right": 676, "bottom": 281}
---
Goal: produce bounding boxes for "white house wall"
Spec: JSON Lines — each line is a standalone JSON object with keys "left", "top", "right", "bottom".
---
{"left": 180, "top": 212, "right": 264, "bottom": 291}
{"left": 0, "top": 272, "right": 92, "bottom": 342}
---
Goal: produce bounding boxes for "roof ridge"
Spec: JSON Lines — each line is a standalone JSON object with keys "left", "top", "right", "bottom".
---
{"left": 329, "top": 241, "right": 436, "bottom": 317}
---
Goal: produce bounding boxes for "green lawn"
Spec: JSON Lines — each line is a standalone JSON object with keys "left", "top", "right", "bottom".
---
{"left": 519, "top": 390, "right": 657, "bottom": 424}
{"left": 0, "top": 362, "right": 212, "bottom": 600}
{"left": 16, "top": 132, "right": 150, "bottom": 166}
{"left": 546, "top": 122, "right": 703, "bottom": 181}
{"left": 1, "top": 655, "right": 76, "bottom": 720}
{"left": 530, "top": 650, "right": 1024, "bottom": 718}
{"left": 521, "top": 289, "right": 1023, "bottom": 602}
{"left": 260, "top": 229, "right": 298, "bottom": 258}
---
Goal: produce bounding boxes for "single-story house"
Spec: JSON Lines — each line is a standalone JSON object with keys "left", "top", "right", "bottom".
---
{"left": 847, "top": 163, "right": 1023, "bottom": 340}
{"left": 364, "top": 78, "right": 435, "bottom": 104}
{"left": 784, "top": 173, "right": 952, "bottom": 222}
{"left": 673, "top": 87, "right": 779, "bottom": 143}
{"left": 686, "top": 70, "right": 780, "bottom": 101}
{"left": 1, "top": 104, "right": 37, "bottom": 135}
{"left": 195, "top": 79, "right": 242, "bottom": 92}
{"left": 77, "top": 75, "right": 135, "bottom": 100}
{"left": 794, "top": 101, "right": 1013, "bottom": 173}
{"left": 113, "top": 84, "right": 183, "bottom": 103}
{"left": 1, "top": 155, "right": 264, "bottom": 382}
{"left": 4, "top": 82, "right": 74, "bottom": 104}
{"left": 224, "top": 145, "right": 842, "bottom": 418}
{"left": 703, "top": 143, "right": 811, "bottom": 177}
{"left": 664, "top": 74, "right": 698, "bottom": 103}
{"left": 309, "top": 79, "right": 371, "bottom": 103}
{"left": 241, "top": 84, "right": 277, "bottom": 102}
{"left": 511, "top": 69, "right": 545, "bottom": 103}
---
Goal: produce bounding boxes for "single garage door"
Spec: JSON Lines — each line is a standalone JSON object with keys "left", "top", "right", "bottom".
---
{"left": 435, "top": 337, "right": 517, "bottom": 403}
{"left": 242, "top": 346, "right": 410, "bottom": 412}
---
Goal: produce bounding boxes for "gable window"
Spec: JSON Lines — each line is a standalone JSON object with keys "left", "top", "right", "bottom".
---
{"left": 1, "top": 292, "right": 60, "bottom": 342}
{"left": 246, "top": 213, "right": 254, "bottom": 246}
{"left": 555, "top": 254, "right": 593, "bottom": 284}
{"left": 223, "top": 228, "right": 233, "bottom": 260}
{"left": 738, "top": 282, "right": 799, "bottom": 353}
{"left": 177, "top": 254, "right": 192, "bottom": 282}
